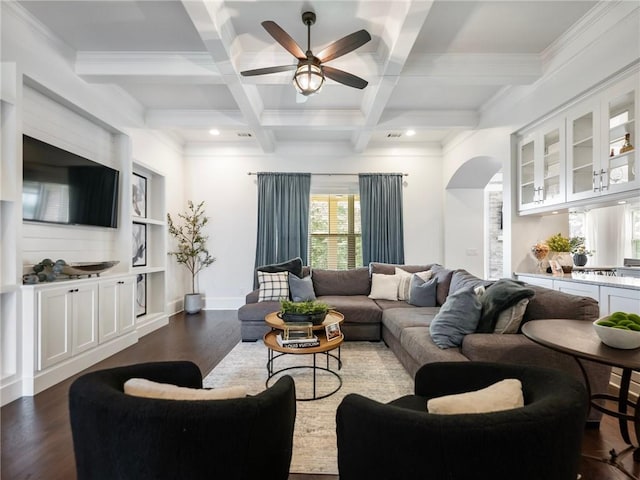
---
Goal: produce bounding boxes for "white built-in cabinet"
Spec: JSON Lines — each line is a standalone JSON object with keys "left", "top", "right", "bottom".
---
{"left": 37, "top": 283, "right": 98, "bottom": 370}
{"left": 21, "top": 274, "right": 139, "bottom": 395}
{"left": 0, "top": 71, "right": 169, "bottom": 404}
{"left": 98, "top": 276, "right": 135, "bottom": 344}
{"left": 518, "top": 119, "right": 566, "bottom": 210}
{"left": 518, "top": 70, "right": 639, "bottom": 214}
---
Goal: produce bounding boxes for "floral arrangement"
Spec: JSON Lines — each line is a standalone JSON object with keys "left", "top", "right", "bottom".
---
{"left": 569, "top": 236, "right": 594, "bottom": 256}
{"left": 545, "top": 233, "right": 571, "bottom": 252}
{"left": 530, "top": 242, "right": 550, "bottom": 260}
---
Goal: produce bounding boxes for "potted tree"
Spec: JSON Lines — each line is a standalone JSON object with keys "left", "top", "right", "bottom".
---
{"left": 167, "top": 200, "right": 216, "bottom": 314}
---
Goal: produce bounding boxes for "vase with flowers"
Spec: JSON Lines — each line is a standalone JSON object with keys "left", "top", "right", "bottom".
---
{"left": 545, "top": 233, "right": 573, "bottom": 273}
{"left": 569, "top": 236, "right": 594, "bottom": 267}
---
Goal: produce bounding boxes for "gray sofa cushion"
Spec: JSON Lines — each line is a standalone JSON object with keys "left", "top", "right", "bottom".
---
{"left": 313, "top": 268, "right": 370, "bottom": 296}
{"left": 382, "top": 307, "right": 439, "bottom": 339}
{"left": 449, "top": 269, "right": 493, "bottom": 296}
{"left": 316, "top": 295, "right": 382, "bottom": 324}
{"left": 429, "top": 265, "right": 455, "bottom": 306}
{"left": 374, "top": 299, "right": 417, "bottom": 310}
{"left": 522, "top": 285, "right": 600, "bottom": 325}
{"left": 430, "top": 287, "right": 482, "bottom": 348}
{"left": 400, "top": 327, "right": 469, "bottom": 365}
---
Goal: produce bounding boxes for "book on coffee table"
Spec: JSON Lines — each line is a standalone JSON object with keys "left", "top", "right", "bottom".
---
{"left": 276, "top": 334, "right": 320, "bottom": 348}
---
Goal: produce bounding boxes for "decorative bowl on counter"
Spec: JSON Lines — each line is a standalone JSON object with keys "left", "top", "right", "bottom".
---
{"left": 62, "top": 261, "right": 120, "bottom": 277}
{"left": 593, "top": 314, "right": 640, "bottom": 350}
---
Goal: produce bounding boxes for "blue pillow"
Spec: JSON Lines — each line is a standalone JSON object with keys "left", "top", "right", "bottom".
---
{"left": 429, "top": 287, "right": 482, "bottom": 349}
{"left": 289, "top": 273, "right": 316, "bottom": 302}
{"left": 408, "top": 275, "right": 437, "bottom": 307}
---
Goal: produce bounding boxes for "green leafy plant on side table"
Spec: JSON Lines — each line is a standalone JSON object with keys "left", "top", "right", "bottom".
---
{"left": 167, "top": 200, "right": 216, "bottom": 314}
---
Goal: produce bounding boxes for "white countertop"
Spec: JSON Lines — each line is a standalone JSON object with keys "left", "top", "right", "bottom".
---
{"left": 514, "top": 272, "right": 640, "bottom": 291}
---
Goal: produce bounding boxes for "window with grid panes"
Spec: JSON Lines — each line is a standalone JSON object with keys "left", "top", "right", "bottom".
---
{"left": 309, "top": 194, "right": 363, "bottom": 270}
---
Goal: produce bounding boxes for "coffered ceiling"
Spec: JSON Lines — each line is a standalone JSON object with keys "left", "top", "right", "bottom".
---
{"left": 16, "top": 0, "right": 598, "bottom": 152}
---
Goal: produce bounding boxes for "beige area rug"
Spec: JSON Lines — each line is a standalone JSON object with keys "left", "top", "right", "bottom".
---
{"left": 202, "top": 340, "right": 414, "bottom": 474}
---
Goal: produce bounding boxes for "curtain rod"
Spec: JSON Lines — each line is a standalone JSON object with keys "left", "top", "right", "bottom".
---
{"left": 247, "top": 172, "right": 408, "bottom": 176}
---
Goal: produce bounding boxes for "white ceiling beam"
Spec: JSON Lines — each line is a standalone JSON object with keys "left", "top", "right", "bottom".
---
{"left": 261, "top": 110, "right": 365, "bottom": 129}
{"left": 353, "top": 0, "right": 435, "bottom": 152}
{"left": 181, "top": 0, "right": 275, "bottom": 152}
{"left": 75, "top": 51, "right": 223, "bottom": 84}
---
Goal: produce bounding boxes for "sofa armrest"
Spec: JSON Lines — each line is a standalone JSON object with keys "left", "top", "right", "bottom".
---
{"left": 245, "top": 289, "right": 260, "bottom": 304}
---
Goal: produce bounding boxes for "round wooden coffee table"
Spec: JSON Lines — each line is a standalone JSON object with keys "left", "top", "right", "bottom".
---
{"left": 523, "top": 318, "right": 640, "bottom": 474}
{"left": 264, "top": 310, "right": 344, "bottom": 401}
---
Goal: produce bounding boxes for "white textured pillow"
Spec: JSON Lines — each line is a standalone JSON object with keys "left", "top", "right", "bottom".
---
{"left": 427, "top": 379, "right": 524, "bottom": 414}
{"left": 494, "top": 298, "right": 530, "bottom": 334}
{"left": 257, "top": 271, "right": 289, "bottom": 302}
{"left": 369, "top": 273, "right": 401, "bottom": 300}
{"left": 395, "top": 268, "right": 432, "bottom": 301}
{"left": 124, "top": 378, "right": 247, "bottom": 400}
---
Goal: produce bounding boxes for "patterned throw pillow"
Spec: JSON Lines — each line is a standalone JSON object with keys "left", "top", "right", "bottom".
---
{"left": 258, "top": 271, "right": 290, "bottom": 302}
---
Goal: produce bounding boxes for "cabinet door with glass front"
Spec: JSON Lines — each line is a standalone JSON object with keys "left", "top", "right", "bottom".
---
{"left": 602, "top": 76, "right": 638, "bottom": 195}
{"left": 518, "top": 121, "right": 565, "bottom": 211}
{"left": 566, "top": 101, "right": 599, "bottom": 201}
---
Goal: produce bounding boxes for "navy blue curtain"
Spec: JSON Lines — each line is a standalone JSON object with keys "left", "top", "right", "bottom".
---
{"left": 254, "top": 172, "right": 311, "bottom": 274}
{"left": 359, "top": 173, "right": 405, "bottom": 265}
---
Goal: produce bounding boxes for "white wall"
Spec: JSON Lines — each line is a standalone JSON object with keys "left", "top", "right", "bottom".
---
{"left": 184, "top": 144, "right": 444, "bottom": 308}
{"left": 444, "top": 189, "right": 485, "bottom": 277}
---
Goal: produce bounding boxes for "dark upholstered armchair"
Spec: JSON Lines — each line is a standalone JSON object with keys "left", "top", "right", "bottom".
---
{"left": 69, "top": 361, "right": 296, "bottom": 480}
{"left": 336, "top": 361, "right": 588, "bottom": 480}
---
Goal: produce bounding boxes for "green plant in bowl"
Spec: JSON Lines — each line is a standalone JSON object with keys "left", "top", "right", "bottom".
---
{"left": 594, "top": 312, "right": 640, "bottom": 349}
{"left": 545, "top": 233, "right": 571, "bottom": 252}
{"left": 280, "top": 300, "right": 331, "bottom": 325}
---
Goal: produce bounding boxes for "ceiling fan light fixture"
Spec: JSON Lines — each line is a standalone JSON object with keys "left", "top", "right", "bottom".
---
{"left": 293, "top": 63, "right": 324, "bottom": 96}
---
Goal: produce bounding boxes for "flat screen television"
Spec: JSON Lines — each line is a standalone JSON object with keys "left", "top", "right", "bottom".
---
{"left": 22, "top": 135, "right": 120, "bottom": 228}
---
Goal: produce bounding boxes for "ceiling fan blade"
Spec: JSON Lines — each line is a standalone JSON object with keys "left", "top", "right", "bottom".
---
{"left": 316, "top": 29, "right": 371, "bottom": 63}
{"left": 261, "top": 21, "right": 306, "bottom": 60}
{"left": 322, "top": 66, "right": 368, "bottom": 89}
{"left": 240, "top": 64, "right": 297, "bottom": 77}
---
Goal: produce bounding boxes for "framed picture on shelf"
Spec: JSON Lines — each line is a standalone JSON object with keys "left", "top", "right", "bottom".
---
{"left": 132, "top": 172, "right": 147, "bottom": 218}
{"left": 325, "top": 321, "right": 342, "bottom": 342}
{"left": 132, "top": 222, "right": 147, "bottom": 267}
{"left": 136, "top": 273, "right": 147, "bottom": 317}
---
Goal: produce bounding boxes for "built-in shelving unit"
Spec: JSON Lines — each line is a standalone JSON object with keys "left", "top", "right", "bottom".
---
{"left": 131, "top": 162, "right": 168, "bottom": 336}
{"left": 1, "top": 62, "right": 23, "bottom": 405}
{"left": 0, "top": 71, "right": 170, "bottom": 404}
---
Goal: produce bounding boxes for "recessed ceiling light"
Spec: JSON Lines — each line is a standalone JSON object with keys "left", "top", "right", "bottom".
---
{"left": 618, "top": 200, "right": 627, "bottom": 204}
{"left": 406, "top": 129, "right": 416, "bottom": 137}
{"left": 552, "top": 211, "right": 558, "bottom": 214}
{"left": 209, "top": 129, "right": 220, "bottom": 136}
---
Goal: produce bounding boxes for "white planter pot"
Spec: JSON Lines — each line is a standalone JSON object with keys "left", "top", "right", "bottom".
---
{"left": 184, "top": 293, "right": 203, "bottom": 314}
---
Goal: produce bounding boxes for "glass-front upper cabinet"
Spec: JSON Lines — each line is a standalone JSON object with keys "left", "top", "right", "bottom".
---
{"left": 603, "top": 77, "right": 637, "bottom": 195}
{"left": 518, "top": 120, "right": 565, "bottom": 211}
{"left": 566, "top": 101, "right": 599, "bottom": 202}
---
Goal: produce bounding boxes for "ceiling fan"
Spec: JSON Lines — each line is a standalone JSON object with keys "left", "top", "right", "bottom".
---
{"left": 240, "top": 11, "right": 371, "bottom": 97}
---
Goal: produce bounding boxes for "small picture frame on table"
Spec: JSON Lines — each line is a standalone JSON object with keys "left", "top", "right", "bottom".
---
{"left": 325, "top": 321, "right": 342, "bottom": 342}
{"left": 136, "top": 273, "right": 147, "bottom": 317}
{"left": 549, "top": 259, "right": 564, "bottom": 277}
{"left": 132, "top": 222, "right": 147, "bottom": 267}
{"left": 132, "top": 173, "right": 147, "bottom": 218}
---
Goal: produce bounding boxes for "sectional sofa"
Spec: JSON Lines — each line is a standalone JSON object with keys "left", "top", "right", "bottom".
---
{"left": 238, "top": 262, "right": 610, "bottom": 422}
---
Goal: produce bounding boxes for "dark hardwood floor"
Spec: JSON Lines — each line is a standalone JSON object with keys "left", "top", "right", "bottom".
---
{"left": 1, "top": 310, "right": 639, "bottom": 479}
